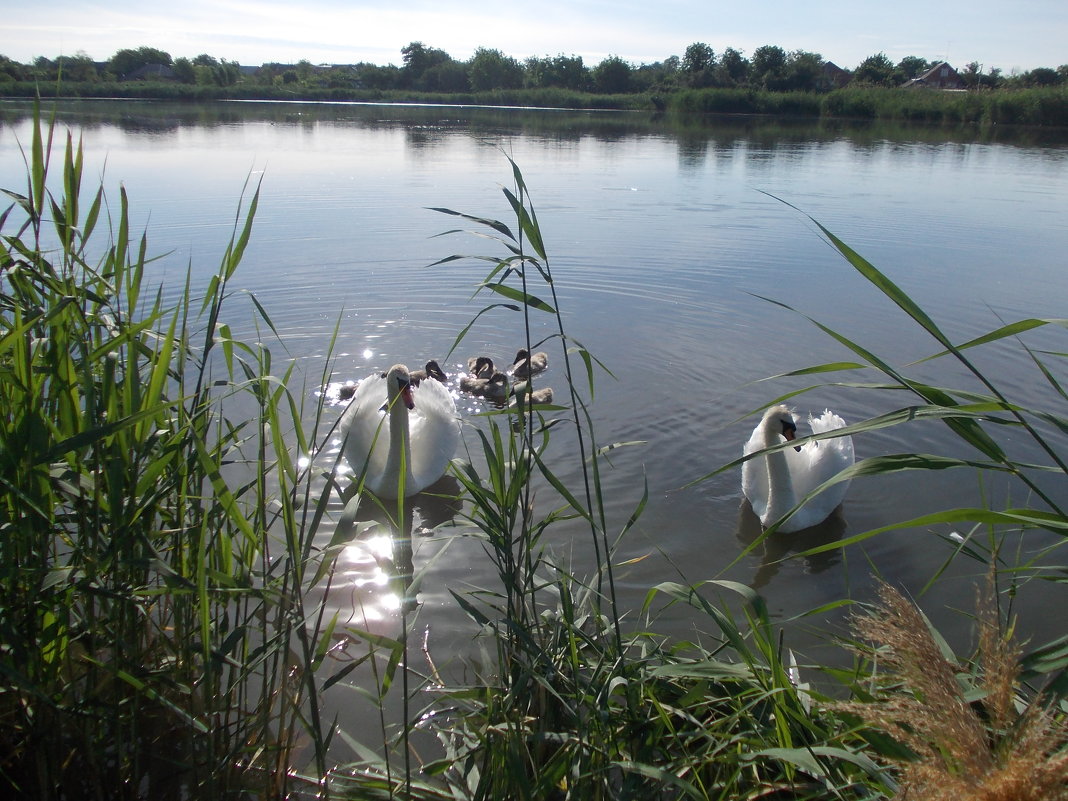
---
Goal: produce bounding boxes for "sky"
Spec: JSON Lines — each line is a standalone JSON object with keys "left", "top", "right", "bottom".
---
{"left": 4, "top": 0, "right": 1065, "bottom": 75}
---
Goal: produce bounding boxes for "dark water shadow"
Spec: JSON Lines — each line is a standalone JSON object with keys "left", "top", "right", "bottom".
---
{"left": 736, "top": 500, "right": 846, "bottom": 591}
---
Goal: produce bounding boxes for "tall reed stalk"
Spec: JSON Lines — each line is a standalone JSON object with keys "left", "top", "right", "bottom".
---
{"left": 0, "top": 101, "right": 342, "bottom": 799}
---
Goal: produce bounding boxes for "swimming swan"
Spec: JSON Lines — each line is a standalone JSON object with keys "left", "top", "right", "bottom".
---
{"left": 742, "top": 405, "right": 854, "bottom": 532}
{"left": 340, "top": 364, "right": 460, "bottom": 498}
{"left": 511, "top": 348, "right": 548, "bottom": 378}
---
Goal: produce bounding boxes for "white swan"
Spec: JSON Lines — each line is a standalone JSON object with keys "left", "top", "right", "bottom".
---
{"left": 511, "top": 348, "right": 548, "bottom": 378}
{"left": 340, "top": 364, "right": 460, "bottom": 498}
{"left": 742, "top": 405, "right": 854, "bottom": 532}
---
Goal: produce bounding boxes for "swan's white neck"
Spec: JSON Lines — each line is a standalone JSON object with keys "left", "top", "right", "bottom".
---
{"left": 761, "top": 421, "right": 797, "bottom": 524}
{"left": 381, "top": 395, "right": 412, "bottom": 496}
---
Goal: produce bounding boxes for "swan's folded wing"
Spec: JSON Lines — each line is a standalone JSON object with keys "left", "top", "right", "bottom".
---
{"left": 808, "top": 410, "right": 848, "bottom": 435}
{"left": 339, "top": 374, "right": 391, "bottom": 477}
{"left": 788, "top": 413, "right": 854, "bottom": 501}
{"left": 408, "top": 379, "right": 461, "bottom": 487}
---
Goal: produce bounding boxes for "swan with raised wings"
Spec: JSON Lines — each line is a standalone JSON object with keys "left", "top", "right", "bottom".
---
{"left": 742, "top": 405, "right": 854, "bottom": 532}
{"left": 340, "top": 364, "right": 460, "bottom": 498}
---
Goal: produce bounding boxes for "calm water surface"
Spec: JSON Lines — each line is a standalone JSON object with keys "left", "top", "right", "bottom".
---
{"left": 3, "top": 99, "right": 1066, "bottom": 698}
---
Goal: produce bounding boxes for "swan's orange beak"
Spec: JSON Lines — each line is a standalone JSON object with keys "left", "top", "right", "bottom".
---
{"left": 400, "top": 382, "right": 415, "bottom": 410}
{"left": 782, "top": 423, "right": 802, "bottom": 452}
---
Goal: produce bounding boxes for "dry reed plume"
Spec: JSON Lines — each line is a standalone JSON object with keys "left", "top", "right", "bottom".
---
{"left": 839, "top": 574, "right": 1068, "bottom": 800}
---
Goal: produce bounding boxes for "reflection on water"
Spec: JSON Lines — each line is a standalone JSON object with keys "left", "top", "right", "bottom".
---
{"left": 736, "top": 500, "right": 846, "bottom": 590}
{"left": 326, "top": 476, "right": 463, "bottom": 626}
{"left": 6, "top": 98, "right": 1068, "bottom": 150}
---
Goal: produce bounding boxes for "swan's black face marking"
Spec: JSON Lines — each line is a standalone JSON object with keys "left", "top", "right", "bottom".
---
{"left": 780, "top": 419, "right": 802, "bottom": 451}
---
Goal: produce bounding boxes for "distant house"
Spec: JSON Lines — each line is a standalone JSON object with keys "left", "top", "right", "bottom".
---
{"left": 903, "top": 61, "right": 965, "bottom": 89}
{"left": 819, "top": 61, "right": 850, "bottom": 90}
{"left": 124, "top": 63, "right": 177, "bottom": 81}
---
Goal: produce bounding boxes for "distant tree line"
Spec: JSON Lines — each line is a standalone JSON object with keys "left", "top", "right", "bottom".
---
{"left": 2, "top": 42, "right": 1066, "bottom": 95}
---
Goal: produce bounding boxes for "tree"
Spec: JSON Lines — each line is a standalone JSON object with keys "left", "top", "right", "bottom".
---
{"left": 525, "top": 54, "right": 587, "bottom": 90}
{"left": 751, "top": 45, "right": 787, "bottom": 89}
{"left": 109, "top": 46, "right": 172, "bottom": 78}
{"left": 682, "top": 42, "right": 715, "bottom": 86}
{"left": 960, "top": 61, "right": 983, "bottom": 88}
{"left": 591, "top": 55, "right": 632, "bottom": 93}
{"left": 894, "top": 56, "right": 930, "bottom": 83}
{"left": 172, "top": 57, "right": 196, "bottom": 84}
{"left": 551, "top": 54, "right": 588, "bottom": 90}
{"left": 0, "top": 55, "right": 30, "bottom": 82}
{"left": 682, "top": 42, "right": 714, "bottom": 74}
{"left": 1025, "top": 67, "right": 1062, "bottom": 86}
{"left": 717, "top": 47, "right": 749, "bottom": 85}
{"left": 633, "top": 58, "right": 679, "bottom": 92}
{"left": 524, "top": 55, "right": 551, "bottom": 88}
{"left": 980, "top": 66, "right": 1003, "bottom": 89}
{"left": 783, "top": 50, "right": 822, "bottom": 91}
{"left": 853, "top": 52, "right": 895, "bottom": 85}
{"left": 468, "top": 47, "right": 524, "bottom": 91}
{"left": 295, "top": 59, "right": 315, "bottom": 83}
{"left": 422, "top": 60, "right": 469, "bottom": 92}
{"left": 37, "top": 52, "right": 98, "bottom": 82}
{"left": 209, "top": 59, "right": 241, "bottom": 87}
{"left": 354, "top": 62, "right": 402, "bottom": 90}
{"left": 400, "top": 41, "right": 451, "bottom": 88}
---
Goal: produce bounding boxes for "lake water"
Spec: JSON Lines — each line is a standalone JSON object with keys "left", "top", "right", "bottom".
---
{"left": 3, "top": 99, "right": 1066, "bottom": 704}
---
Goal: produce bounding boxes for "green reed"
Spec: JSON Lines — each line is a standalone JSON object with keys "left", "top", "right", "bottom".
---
{"left": 0, "top": 101, "right": 344, "bottom": 799}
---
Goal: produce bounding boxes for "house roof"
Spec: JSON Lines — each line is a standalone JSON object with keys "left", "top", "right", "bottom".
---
{"left": 903, "top": 61, "right": 964, "bottom": 88}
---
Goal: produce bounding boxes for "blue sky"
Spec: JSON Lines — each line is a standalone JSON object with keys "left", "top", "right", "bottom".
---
{"left": 5, "top": 0, "right": 1065, "bottom": 74}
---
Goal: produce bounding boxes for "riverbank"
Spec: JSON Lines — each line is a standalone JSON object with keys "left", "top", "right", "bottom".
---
{"left": 5, "top": 80, "right": 1068, "bottom": 126}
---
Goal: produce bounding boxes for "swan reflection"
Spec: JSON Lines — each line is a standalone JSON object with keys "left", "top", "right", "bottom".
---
{"left": 736, "top": 499, "right": 846, "bottom": 591}
{"left": 332, "top": 476, "right": 462, "bottom": 624}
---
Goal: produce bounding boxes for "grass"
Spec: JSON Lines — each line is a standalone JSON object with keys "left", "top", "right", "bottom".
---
{"left": 670, "top": 85, "right": 1068, "bottom": 127}
{"left": 10, "top": 78, "right": 1068, "bottom": 126}
{"left": 1, "top": 80, "right": 659, "bottom": 111}
{"left": 2, "top": 102, "right": 1066, "bottom": 800}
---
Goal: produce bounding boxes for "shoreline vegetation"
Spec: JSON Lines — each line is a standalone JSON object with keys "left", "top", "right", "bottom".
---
{"left": 3, "top": 80, "right": 1068, "bottom": 126}
{"left": 2, "top": 102, "right": 1066, "bottom": 799}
